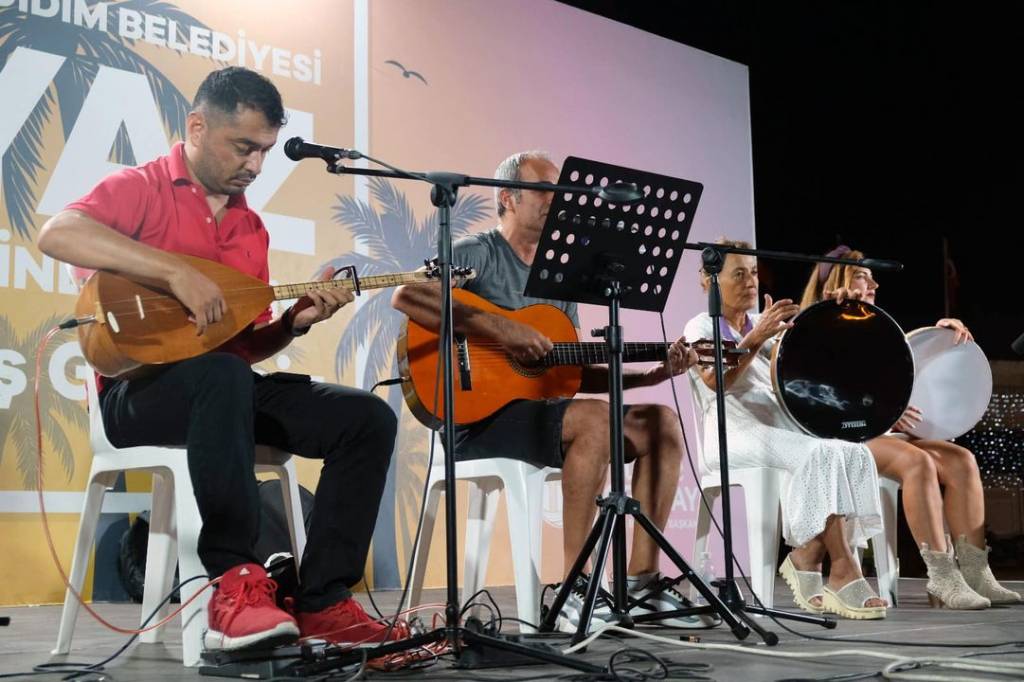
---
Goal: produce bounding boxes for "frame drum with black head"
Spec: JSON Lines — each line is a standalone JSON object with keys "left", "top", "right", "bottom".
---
{"left": 771, "top": 300, "right": 914, "bottom": 442}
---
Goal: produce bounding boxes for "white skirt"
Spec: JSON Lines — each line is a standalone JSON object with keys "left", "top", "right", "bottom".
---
{"left": 701, "top": 405, "right": 883, "bottom": 548}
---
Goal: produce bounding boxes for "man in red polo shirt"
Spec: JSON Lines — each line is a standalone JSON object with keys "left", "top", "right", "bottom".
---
{"left": 37, "top": 67, "right": 398, "bottom": 651}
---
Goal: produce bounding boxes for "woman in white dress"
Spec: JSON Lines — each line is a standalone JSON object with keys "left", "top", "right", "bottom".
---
{"left": 800, "top": 246, "right": 1020, "bottom": 609}
{"left": 684, "top": 241, "right": 888, "bottom": 619}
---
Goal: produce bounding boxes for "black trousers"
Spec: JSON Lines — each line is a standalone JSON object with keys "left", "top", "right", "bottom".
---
{"left": 99, "top": 353, "right": 397, "bottom": 611}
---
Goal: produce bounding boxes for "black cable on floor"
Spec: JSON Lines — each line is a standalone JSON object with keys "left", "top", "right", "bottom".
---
{"left": 0, "top": 574, "right": 210, "bottom": 681}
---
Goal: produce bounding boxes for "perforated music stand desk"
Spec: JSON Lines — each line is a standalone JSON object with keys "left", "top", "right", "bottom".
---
{"left": 525, "top": 157, "right": 698, "bottom": 313}
{"left": 527, "top": 157, "right": 748, "bottom": 643}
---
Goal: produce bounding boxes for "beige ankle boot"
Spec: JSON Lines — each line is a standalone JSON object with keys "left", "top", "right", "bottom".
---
{"left": 955, "top": 535, "right": 1022, "bottom": 605}
{"left": 919, "top": 542, "right": 990, "bottom": 609}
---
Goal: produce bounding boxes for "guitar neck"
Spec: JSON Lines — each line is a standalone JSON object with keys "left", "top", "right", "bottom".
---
{"left": 542, "top": 342, "right": 668, "bottom": 367}
{"left": 272, "top": 272, "right": 428, "bottom": 300}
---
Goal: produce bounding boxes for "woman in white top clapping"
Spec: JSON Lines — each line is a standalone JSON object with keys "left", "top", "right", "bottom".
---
{"left": 684, "top": 239, "right": 888, "bottom": 619}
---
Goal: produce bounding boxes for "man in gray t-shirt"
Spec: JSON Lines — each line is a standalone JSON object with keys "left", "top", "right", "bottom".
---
{"left": 453, "top": 227, "right": 579, "bottom": 327}
{"left": 393, "top": 151, "right": 715, "bottom": 632}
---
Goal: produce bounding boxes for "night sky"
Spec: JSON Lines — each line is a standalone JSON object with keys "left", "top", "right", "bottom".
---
{"left": 561, "top": 1, "right": 1023, "bottom": 360}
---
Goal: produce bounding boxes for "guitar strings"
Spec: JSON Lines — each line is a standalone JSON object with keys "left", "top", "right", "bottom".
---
{"left": 85, "top": 280, "right": 346, "bottom": 310}
{"left": 432, "top": 342, "right": 728, "bottom": 353}
{"left": 426, "top": 346, "right": 673, "bottom": 363}
{"left": 432, "top": 340, "right": 701, "bottom": 351}
{"left": 85, "top": 289, "right": 273, "bottom": 317}
{"left": 420, "top": 341, "right": 729, "bottom": 368}
{"left": 83, "top": 273, "right": 429, "bottom": 313}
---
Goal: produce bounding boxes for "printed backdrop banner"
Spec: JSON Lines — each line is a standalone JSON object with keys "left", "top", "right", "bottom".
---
{"left": 0, "top": 0, "right": 755, "bottom": 605}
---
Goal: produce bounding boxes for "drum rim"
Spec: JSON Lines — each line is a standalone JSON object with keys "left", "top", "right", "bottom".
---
{"left": 770, "top": 299, "right": 915, "bottom": 442}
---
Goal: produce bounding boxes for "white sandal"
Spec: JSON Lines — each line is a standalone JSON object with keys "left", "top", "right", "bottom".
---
{"left": 778, "top": 554, "right": 824, "bottom": 614}
{"left": 822, "top": 578, "right": 887, "bottom": 620}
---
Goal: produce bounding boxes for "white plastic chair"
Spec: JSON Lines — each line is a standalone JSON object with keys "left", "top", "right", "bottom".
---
{"left": 693, "top": 466, "right": 788, "bottom": 609}
{"left": 687, "top": 375, "right": 901, "bottom": 609}
{"left": 867, "top": 476, "right": 901, "bottom": 606}
{"left": 52, "top": 372, "right": 307, "bottom": 667}
{"left": 406, "top": 434, "right": 561, "bottom": 632}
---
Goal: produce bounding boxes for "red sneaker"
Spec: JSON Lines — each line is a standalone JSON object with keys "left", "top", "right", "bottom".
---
{"left": 296, "top": 598, "right": 405, "bottom": 644}
{"left": 204, "top": 563, "right": 299, "bottom": 651}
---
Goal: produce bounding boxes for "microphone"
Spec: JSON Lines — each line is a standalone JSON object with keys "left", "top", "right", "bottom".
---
{"left": 1012, "top": 331, "right": 1024, "bottom": 355}
{"left": 859, "top": 258, "right": 903, "bottom": 273}
{"left": 284, "top": 137, "right": 361, "bottom": 162}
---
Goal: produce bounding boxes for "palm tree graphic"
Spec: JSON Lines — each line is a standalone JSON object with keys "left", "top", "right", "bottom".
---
{"left": 0, "top": 0, "right": 208, "bottom": 237}
{"left": 0, "top": 314, "right": 88, "bottom": 489}
{"left": 325, "top": 176, "right": 489, "bottom": 588}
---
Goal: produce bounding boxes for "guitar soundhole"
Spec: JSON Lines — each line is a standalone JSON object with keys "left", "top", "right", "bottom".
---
{"left": 507, "top": 357, "right": 546, "bottom": 378}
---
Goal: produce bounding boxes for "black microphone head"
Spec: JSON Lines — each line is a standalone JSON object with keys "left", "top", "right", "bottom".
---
{"left": 283, "top": 137, "right": 305, "bottom": 161}
{"left": 859, "top": 258, "right": 903, "bottom": 273}
{"left": 597, "top": 181, "right": 643, "bottom": 203}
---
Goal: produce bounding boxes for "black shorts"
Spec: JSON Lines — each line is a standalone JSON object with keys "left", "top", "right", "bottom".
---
{"left": 451, "top": 398, "right": 634, "bottom": 469}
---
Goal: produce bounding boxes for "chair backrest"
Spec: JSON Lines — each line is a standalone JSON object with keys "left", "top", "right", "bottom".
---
{"left": 83, "top": 371, "right": 122, "bottom": 454}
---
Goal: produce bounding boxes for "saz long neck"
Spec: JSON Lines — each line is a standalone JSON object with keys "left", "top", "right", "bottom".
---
{"left": 541, "top": 342, "right": 668, "bottom": 367}
{"left": 271, "top": 272, "right": 429, "bottom": 301}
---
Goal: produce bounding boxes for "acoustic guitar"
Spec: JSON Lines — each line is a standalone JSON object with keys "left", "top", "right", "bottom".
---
{"left": 77, "top": 255, "right": 472, "bottom": 378}
{"left": 397, "top": 288, "right": 743, "bottom": 428}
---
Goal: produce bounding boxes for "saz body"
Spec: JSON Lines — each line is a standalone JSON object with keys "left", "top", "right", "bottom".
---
{"left": 78, "top": 255, "right": 467, "bottom": 378}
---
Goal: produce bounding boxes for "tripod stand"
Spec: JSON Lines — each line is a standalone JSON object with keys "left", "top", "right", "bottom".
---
{"left": 537, "top": 270, "right": 749, "bottom": 645}
{"left": 529, "top": 158, "right": 748, "bottom": 645}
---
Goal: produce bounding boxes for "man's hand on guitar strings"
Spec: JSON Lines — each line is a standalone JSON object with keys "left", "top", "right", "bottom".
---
{"left": 290, "top": 266, "right": 356, "bottom": 331}
{"left": 168, "top": 263, "right": 226, "bottom": 336}
{"left": 499, "top": 317, "right": 553, "bottom": 364}
{"left": 648, "top": 336, "right": 699, "bottom": 383}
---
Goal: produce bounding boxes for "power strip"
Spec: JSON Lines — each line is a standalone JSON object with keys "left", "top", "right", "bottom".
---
{"left": 198, "top": 643, "right": 339, "bottom": 680}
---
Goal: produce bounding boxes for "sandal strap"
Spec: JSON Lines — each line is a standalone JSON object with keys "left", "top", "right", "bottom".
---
{"left": 782, "top": 555, "right": 824, "bottom": 600}
{"left": 833, "top": 578, "right": 880, "bottom": 608}
{"left": 792, "top": 567, "right": 823, "bottom": 600}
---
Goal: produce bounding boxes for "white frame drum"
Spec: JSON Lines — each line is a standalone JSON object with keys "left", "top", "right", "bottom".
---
{"left": 904, "top": 326, "right": 992, "bottom": 441}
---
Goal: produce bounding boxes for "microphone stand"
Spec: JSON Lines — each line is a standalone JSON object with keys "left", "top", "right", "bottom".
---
{"left": 282, "top": 148, "right": 628, "bottom": 676}
{"left": 671, "top": 241, "right": 901, "bottom": 641}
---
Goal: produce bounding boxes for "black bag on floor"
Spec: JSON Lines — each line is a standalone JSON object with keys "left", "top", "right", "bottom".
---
{"left": 117, "top": 480, "right": 314, "bottom": 603}
{"left": 255, "top": 478, "right": 314, "bottom": 563}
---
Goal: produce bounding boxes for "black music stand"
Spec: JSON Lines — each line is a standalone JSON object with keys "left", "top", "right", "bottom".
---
{"left": 528, "top": 157, "right": 748, "bottom": 644}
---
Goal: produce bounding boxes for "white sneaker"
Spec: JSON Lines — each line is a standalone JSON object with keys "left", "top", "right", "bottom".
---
{"left": 554, "top": 576, "right": 622, "bottom": 634}
{"left": 627, "top": 572, "right": 722, "bottom": 629}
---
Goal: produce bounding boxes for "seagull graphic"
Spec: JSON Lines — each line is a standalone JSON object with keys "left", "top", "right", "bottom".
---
{"left": 385, "top": 59, "right": 428, "bottom": 85}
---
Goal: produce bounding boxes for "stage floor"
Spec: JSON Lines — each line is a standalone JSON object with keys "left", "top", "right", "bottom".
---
{"left": 3, "top": 578, "right": 1023, "bottom": 681}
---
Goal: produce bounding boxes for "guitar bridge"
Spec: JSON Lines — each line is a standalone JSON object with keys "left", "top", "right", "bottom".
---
{"left": 456, "top": 335, "right": 472, "bottom": 390}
